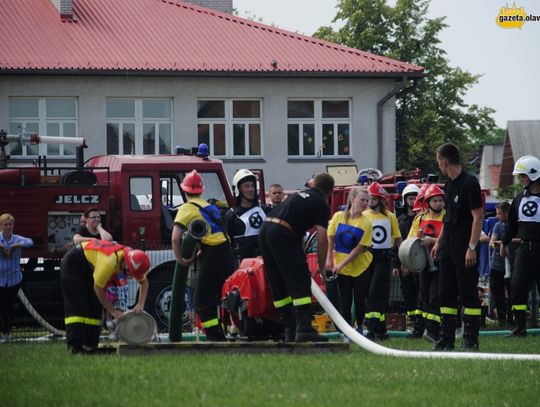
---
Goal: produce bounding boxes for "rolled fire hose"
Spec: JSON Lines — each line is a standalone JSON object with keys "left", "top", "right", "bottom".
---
{"left": 398, "top": 237, "right": 427, "bottom": 273}
{"left": 17, "top": 288, "right": 65, "bottom": 336}
{"left": 168, "top": 219, "right": 208, "bottom": 342}
{"left": 311, "top": 279, "right": 540, "bottom": 361}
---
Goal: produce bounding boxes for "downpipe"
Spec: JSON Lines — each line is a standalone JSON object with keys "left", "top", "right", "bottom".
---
{"left": 311, "top": 279, "right": 540, "bottom": 361}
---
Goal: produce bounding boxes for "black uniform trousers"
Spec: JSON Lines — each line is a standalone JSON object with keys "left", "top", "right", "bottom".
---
{"left": 419, "top": 265, "right": 440, "bottom": 319}
{"left": 510, "top": 243, "right": 540, "bottom": 307}
{"left": 336, "top": 270, "right": 371, "bottom": 327}
{"left": 490, "top": 266, "right": 511, "bottom": 320}
{"left": 399, "top": 273, "right": 420, "bottom": 314}
{"left": 195, "top": 242, "right": 234, "bottom": 324}
{"left": 0, "top": 281, "right": 22, "bottom": 335}
{"left": 367, "top": 249, "right": 392, "bottom": 316}
{"left": 259, "top": 222, "right": 311, "bottom": 311}
{"left": 60, "top": 247, "right": 102, "bottom": 350}
{"left": 439, "top": 233, "right": 480, "bottom": 313}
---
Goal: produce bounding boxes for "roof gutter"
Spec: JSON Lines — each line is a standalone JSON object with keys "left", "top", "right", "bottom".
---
{"left": 376, "top": 76, "right": 422, "bottom": 170}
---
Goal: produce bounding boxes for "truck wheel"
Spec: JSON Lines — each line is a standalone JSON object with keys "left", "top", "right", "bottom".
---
{"left": 144, "top": 262, "right": 191, "bottom": 332}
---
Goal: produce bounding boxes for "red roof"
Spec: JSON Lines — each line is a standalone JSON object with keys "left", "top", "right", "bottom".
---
{"left": 0, "top": 0, "right": 424, "bottom": 77}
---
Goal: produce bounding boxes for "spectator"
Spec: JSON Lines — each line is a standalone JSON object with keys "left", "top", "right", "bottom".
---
{"left": 73, "top": 207, "right": 113, "bottom": 244}
{"left": 0, "top": 213, "right": 33, "bottom": 340}
{"left": 266, "top": 184, "right": 285, "bottom": 211}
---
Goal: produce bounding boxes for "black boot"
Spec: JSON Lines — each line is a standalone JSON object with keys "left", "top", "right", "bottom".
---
{"left": 295, "top": 309, "right": 328, "bottom": 342}
{"left": 375, "top": 318, "right": 389, "bottom": 340}
{"left": 365, "top": 317, "right": 378, "bottom": 340}
{"left": 433, "top": 315, "right": 456, "bottom": 351}
{"left": 423, "top": 319, "right": 440, "bottom": 343}
{"left": 409, "top": 315, "right": 425, "bottom": 338}
{"left": 461, "top": 315, "right": 480, "bottom": 350}
{"left": 279, "top": 308, "right": 297, "bottom": 342}
{"left": 205, "top": 325, "right": 226, "bottom": 342}
{"left": 505, "top": 310, "right": 527, "bottom": 337}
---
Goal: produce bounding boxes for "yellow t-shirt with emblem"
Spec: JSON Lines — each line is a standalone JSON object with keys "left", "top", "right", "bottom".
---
{"left": 173, "top": 197, "right": 228, "bottom": 246}
{"left": 81, "top": 241, "right": 131, "bottom": 288}
{"left": 328, "top": 211, "right": 373, "bottom": 277}
{"left": 362, "top": 209, "right": 401, "bottom": 249}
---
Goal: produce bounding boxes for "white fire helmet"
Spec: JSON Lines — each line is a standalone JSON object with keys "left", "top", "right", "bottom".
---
{"left": 232, "top": 169, "right": 257, "bottom": 197}
{"left": 513, "top": 155, "right": 540, "bottom": 182}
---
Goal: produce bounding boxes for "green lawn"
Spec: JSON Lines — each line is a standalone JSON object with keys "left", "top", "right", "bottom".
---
{"left": 2, "top": 337, "right": 540, "bottom": 407}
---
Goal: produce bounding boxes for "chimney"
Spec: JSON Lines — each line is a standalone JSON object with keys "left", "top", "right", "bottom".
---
{"left": 183, "top": 0, "right": 233, "bottom": 14}
{"left": 50, "top": 0, "right": 73, "bottom": 20}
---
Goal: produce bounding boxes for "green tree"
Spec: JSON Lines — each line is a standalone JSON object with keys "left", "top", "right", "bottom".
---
{"left": 314, "top": 0, "right": 501, "bottom": 174}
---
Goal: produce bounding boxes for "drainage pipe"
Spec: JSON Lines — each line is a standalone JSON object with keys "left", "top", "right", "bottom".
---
{"left": 311, "top": 279, "right": 540, "bottom": 361}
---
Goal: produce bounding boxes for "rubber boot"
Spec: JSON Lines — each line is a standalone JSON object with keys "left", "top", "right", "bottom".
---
{"left": 365, "top": 317, "right": 378, "bottom": 340}
{"left": 375, "top": 319, "right": 389, "bottom": 340}
{"left": 409, "top": 315, "right": 425, "bottom": 338}
{"left": 279, "top": 308, "right": 297, "bottom": 342}
{"left": 461, "top": 315, "right": 480, "bottom": 350}
{"left": 505, "top": 310, "right": 527, "bottom": 337}
{"left": 295, "top": 309, "right": 328, "bottom": 342}
{"left": 423, "top": 319, "right": 440, "bottom": 343}
{"left": 205, "top": 325, "right": 227, "bottom": 342}
{"left": 433, "top": 315, "right": 456, "bottom": 351}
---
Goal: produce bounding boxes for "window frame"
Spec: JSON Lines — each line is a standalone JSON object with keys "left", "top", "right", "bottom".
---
{"left": 106, "top": 98, "right": 173, "bottom": 155}
{"left": 8, "top": 97, "right": 78, "bottom": 157}
{"left": 287, "top": 98, "right": 352, "bottom": 158}
{"left": 197, "top": 98, "right": 263, "bottom": 159}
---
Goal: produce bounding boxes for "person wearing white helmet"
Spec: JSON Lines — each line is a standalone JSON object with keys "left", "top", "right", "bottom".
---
{"left": 393, "top": 184, "right": 424, "bottom": 338}
{"left": 226, "top": 169, "right": 267, "bottom": 260}
{"left": 501, "top": 155, "right": 540, "bottom": 337}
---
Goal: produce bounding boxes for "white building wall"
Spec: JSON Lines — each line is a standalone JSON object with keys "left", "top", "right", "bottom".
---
{"left": 0, "top": 75, "right": 397, "bottom": 190}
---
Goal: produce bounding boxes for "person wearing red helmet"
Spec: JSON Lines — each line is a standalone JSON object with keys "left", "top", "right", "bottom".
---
{"left": 363, "top": 182, "right": 402, "bottom": 340}
{"left": 60, "top": 239, "right": 150, "bottom": 354}
{"left": 432, "top": 143, "right": 483, "bottom": 351}
{"left": 172, "top": 170, "right": 234, "bottom": 341}
{"left": 408, "top": 184, "right": 446, "bottom": 343}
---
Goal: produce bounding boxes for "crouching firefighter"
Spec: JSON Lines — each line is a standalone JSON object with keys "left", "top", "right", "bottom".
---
{"left": 226, "top": 169, "right": 267, "bottom": 260}
{"left": 502, "top": 155, "right": 540, "bottom": 337}
{"left": 60, "top": 239, "right": 150, "bottom": 354}
{"left": 259, "top": 173, "right": 335, "bottom": 342}
{"left": 173, "top": 170, "right": 234, "bottom": 341}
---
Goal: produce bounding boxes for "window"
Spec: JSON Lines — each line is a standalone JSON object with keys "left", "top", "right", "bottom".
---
{"left": 107, "top": 98, "right": 172, "bottom": 155}
{"left": 287, "top": 99, "right": 351, "bottom": 158}
{"left": 8, "top": 97, "right": 77, "bottom": 156}
{"left": 129, "top": 177, "right": 153, "bottom": 211}
{"left": 197, "top": 99, "right": 262, "bottom": 158}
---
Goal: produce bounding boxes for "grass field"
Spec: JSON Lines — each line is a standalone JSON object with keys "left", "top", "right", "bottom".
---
{"left": 2, "top": 336, "right": 540, "bottom": 407}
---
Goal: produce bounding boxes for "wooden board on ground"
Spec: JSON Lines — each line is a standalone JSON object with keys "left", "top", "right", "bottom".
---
{"left": 99, "top": 341, "right": 349, "bottom": 356}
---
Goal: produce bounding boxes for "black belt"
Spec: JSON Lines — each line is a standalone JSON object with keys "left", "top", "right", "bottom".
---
{"left": 520, "top": 241, "right": 540, "bottom": 250}
{"left": 265, "top": 217, "right": 293, "bottom": 232}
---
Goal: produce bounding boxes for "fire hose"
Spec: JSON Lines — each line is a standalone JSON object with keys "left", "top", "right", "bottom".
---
{"left": 168, "top": 219, "right": 208, "bottom": 342}
{"left": 17, "top": 288, "right": 64, "bottom": 336}
{"left": 311, "top": 279, "right": 540, "bottom": 361}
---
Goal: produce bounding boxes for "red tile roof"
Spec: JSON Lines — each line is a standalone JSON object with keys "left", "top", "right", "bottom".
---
{"left": 0, "top": 0, "right": 424, "bottom": 77}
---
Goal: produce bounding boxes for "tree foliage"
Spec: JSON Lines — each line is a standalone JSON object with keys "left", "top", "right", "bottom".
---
{"left": 314, "top": 0, "right": 502, "bottom": 174}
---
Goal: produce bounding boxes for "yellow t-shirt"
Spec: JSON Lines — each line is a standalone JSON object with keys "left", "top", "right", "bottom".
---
{"left": 173, "top": 197, "right": 227, "bottom": 246}
{"left": 81, "top": 241, "right": 127, "bottom": 288}
{"left": 328, "top": 211, "right": 373, "bottom": 277}
{"left": 362, "top": 209, "right": 401, "bottom": 249}
{"left": 408, "top": 210, "right": 446, "bottom": 239}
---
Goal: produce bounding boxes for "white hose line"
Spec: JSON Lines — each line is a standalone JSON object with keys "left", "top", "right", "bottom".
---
{"left": 311, "top": 279, "right": 540, "bottom": 361}
{"left": 18, "top": 289, "right": 65, "bottom": 337}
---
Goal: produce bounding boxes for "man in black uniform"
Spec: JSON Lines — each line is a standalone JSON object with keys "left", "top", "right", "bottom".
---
{"left": 432, "top": 143, "right": 484, "bottom": 350}
{"left": 393, "top": 184, "right": 424, "bottom": 338}
{"left": 259, "top": 173, "right": 334, "bottom": 342}
{"left": 502, "top": 155, "right": 540, "bottom": 337}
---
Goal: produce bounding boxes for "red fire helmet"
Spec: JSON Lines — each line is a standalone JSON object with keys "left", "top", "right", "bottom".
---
{"left": 412, "top": 183, "right": 431, "bottom": 212}
{"left": 367, "top": 182, "right": 387, "bottom": 199}
{"left": 123, "top": 248, "right": 150, "bottom": 281}
{"left": 181, "top": 170, "right": 204, "bottom": 194}
{"left": 424, "top": 184, "right": 444, "bottom": 202}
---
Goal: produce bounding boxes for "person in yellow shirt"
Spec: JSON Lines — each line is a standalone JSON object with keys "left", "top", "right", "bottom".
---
{"left": 363, "top": 182, "right": 402, "bottom": 340}
{"left": 408, "top": 184, "right": 445, "bottom": 343}
{"left": 172, "top": 170, "right": 234, "bottom": 341}
{"left": 60, "top": 239, "right": 150, "bottom": 354}
{"left": 326, "top": 186, "right": 372, "bottom": 335}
